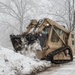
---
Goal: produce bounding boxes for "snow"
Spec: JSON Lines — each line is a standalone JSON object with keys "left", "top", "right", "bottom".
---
{"left": 19, "top": 41, "right": 42, "bottom": 58}
{"left": 73, "top": 56, "right": 75, "bottom": 58}
{"left": 38, "top": 60, "right": 75, "bottom": 75}
{"left": 0, "top": 45, "right": 51, "bottom": 75}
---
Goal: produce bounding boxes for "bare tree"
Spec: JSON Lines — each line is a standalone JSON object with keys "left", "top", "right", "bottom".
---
{"left": 0, "top": 0, "right": 36, "bottom": 33}
{"left": 47, "top": 0, "right": 75, "bottom": 31}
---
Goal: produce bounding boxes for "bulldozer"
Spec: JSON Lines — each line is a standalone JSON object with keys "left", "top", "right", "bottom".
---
{"left": 10, "top": 18, "right": 74, "bottom": 64}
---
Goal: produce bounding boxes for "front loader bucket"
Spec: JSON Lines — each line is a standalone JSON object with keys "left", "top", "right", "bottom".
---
{"left": 10, "top": 34, "right": 22, "bottom": 52}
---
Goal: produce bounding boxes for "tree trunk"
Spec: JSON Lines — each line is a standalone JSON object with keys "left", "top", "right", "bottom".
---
{"left": 20, "top": 19, "right": 23, "bottom": 34}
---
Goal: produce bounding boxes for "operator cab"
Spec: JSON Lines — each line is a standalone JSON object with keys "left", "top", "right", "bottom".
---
{"left": 38, "top": 26, "right": 50, "bottom": 48}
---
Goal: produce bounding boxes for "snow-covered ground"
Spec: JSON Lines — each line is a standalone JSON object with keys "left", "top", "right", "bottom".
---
{"left": 0, "top": 40, "right": 75, "bottom": 75}
{"left": 0, "top": 45, "right": 51, "bottom": 75}
{"left": 38, "top": 59, "right": 75, "bottom": 75}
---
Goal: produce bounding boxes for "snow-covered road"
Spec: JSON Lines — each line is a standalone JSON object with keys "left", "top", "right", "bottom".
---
{"left": 38, "top": 59, "right": 75, "bottom": 75}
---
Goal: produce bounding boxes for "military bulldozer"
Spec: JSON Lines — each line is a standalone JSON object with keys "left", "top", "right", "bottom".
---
{"left": 10, "top": 18, "right": 75, "bottom": 64}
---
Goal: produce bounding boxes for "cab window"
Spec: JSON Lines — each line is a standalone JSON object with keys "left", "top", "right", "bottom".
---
{"left": 72, "top": 40, "right": 74, "bottom": 45}
{"left": 41, "top": 26, "right": 50, "bottom": 34}
{"left": 51, "top": 29, "right": 59, "bottom": 42}
{"left": 71, "top": 34, "right": 74, "bottom": 38}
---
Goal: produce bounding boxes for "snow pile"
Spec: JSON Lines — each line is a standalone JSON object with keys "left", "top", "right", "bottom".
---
{"left": 20, "top": 41, "right": 42, "bottom": 58}
{"left": 0, "top": 46, "right": 51, "bottom": 75}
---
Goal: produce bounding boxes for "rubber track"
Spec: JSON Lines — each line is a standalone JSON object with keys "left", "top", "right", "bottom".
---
{"left": 46, "top": 46, "right": 73, "bottom": 64}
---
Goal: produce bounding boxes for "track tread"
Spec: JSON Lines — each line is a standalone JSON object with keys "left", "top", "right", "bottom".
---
{"left": 46, "top": 46, "right": 73, "bottom": 64}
